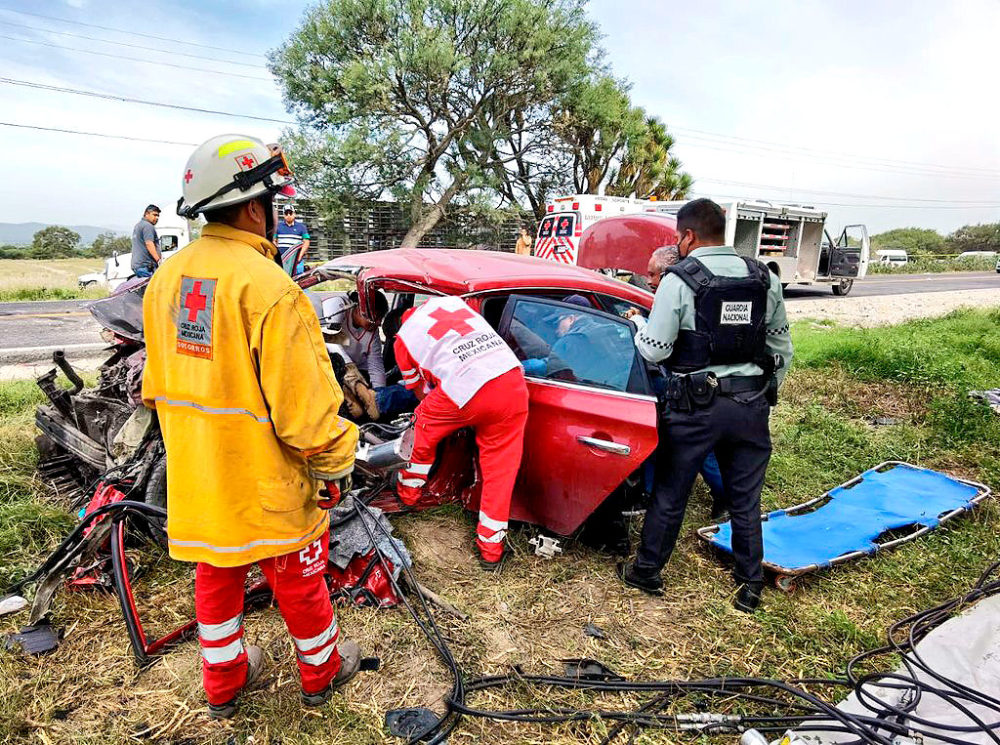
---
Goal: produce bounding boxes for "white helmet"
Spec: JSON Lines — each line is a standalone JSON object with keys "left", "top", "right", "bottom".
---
{"left": 177, "top": 134, "right": 295, "bottom": 218}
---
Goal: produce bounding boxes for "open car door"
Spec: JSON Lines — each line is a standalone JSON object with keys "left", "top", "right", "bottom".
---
{"left": 497, "top": 296, "right": 659, "bottom": 535}
{"left": 827, "top": 224, "right": 870, "bottom": 279}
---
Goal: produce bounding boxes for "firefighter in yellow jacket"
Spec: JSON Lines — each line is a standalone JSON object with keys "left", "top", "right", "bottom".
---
{"left": 142, "top": 134, "right": 361, "bottom": 718}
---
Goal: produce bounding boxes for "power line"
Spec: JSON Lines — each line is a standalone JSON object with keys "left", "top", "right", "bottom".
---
{"left": 0, "top": 121, "right": 197, "bottom": 146}
{"left": 3, "top": 20, "right": 266, "bottom": 69}
{"left": 0, "top": 34, "right": 273, "bottom": 82}
{"left": 696, "top": 177, "right": 1000, "bottom": 205}
{"left": 692, "top": 191, "right": 1000, "bottom": 210}
{"left": 0, "top": 77, "right": 294, "bottom": 125}
{"left": 678, "top": 136, "right": 1000, "bottom": 182}
{"left": 673, "top": 125, "right": 1000, "bottom": 177}
{"left": 0, "top": 6, "right": 266, "bottom": 59}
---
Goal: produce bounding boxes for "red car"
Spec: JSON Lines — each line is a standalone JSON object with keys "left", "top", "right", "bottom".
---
{"left": 304, "top": 248, "right": 661, "bottom": 537}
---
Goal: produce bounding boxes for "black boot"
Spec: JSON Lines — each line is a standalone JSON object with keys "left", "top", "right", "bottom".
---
{"left": 734, "top": 582, "right": 763, "bottom": 614}
{"left": 618, "top": 562, "right": 663, "bottom": 596}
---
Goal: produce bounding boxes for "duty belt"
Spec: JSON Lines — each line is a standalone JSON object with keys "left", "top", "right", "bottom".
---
{"left": 717, "top": 375, "right": 765, "bottom": 395}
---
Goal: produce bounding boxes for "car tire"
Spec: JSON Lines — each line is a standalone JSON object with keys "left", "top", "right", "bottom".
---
{"left": 145, "top": 455, "right": 167, "bottom": 511}
{"left": 79, "top": 280, "right": 96, "bottom": 288}
{"left": 832, "top": 278, "right": 854, "bottom": 296}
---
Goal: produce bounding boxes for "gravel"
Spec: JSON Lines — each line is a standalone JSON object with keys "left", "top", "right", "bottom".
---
{"left": 786, "top": 288, "right": 1000, "bottom": 328}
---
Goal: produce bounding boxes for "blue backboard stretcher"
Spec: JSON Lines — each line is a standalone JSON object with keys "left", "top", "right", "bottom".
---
{"left": 697, "top": 462, "right": 992, "bottom": 588}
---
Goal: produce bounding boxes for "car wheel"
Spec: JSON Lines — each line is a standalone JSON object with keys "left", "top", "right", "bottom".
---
{"left": 832, "top": 278, "right": 854, "bottom": 296}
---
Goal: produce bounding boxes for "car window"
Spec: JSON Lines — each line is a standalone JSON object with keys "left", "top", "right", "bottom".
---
{"left": 538, "top": 217, "right": 555, "bottom": 238}
{"left": 554, "top": 215, "right": 575, "bottom": 237}
{"left": 597, "top": 294, "right": 648, "bottom": 321}
{"left": 500, "top": 297, "right": 647, "bottom": 394}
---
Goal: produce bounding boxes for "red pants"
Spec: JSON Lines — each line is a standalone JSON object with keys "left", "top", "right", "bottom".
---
{"left": 195, "top": 530, "right": 340, "bottom": 705}
{"left": 397, "top": 369, "right": 529, "bottom": 561}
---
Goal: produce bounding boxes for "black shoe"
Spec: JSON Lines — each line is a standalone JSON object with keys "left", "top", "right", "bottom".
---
{"left": 618, "top": 562, "right": 663, "bottom": 596}
{"left": 478, "top": 545, "right": 513, "bottom": 572}
{"left": 710, "top": 497, "right": 729, "bottom": 523}
{"left": 734, "top": 583, "right": 763, "bottom": 614}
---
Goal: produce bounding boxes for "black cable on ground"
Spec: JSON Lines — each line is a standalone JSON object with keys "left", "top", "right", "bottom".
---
{"left": 349, "top": 495, "right": 1000, "bottom": 745}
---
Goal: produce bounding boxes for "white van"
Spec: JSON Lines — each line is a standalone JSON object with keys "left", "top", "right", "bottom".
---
{"left": 876, "top": 249, "right": 909, "bottom": 266}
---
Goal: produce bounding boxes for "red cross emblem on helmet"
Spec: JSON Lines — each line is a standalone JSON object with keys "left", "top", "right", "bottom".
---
{"left": 234, "top": 153, "right": 258, "bottom": 171}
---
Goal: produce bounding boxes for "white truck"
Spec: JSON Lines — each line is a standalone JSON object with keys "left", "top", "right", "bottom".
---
{"left": 535, "top": 194, "right": 870, "bottom": 296}
{"left": 78, "top": 221, "right": 191, "bottom": 291}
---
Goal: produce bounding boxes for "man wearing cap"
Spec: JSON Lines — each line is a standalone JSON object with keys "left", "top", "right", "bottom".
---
{"left": 275, "top": 205, "right": 311, "bottom": 276}
{"left": 131, "top": 204, "right": 161, "bottom": 278}
{"left": 143, "top": 135, "right": 362, "bottom": 717}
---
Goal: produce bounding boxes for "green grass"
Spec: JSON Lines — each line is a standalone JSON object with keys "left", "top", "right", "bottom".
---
{"left": 1, "top": 309, "right": 999, "bottom": 743}
{"left": 0, "top": 286, "right": 107, "bottom": 302}
{"left": 868, "top": 255, "right": 996, "bottom": 274}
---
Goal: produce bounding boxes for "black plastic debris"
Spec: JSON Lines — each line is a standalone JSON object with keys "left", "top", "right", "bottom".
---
{"left": 583, "top": 622, "right": 608, "bottom": 640}
{"left": 385, "top": 707, "right": 440, "bottom": 740}
{"left": 360, "top": 656, "right": 381, "bottom": 672}
{"left": 560, "top": 658, "right": 624, "bottom": 681}
{"left": 4, "top": 622, "right": 62, "bottom": 655}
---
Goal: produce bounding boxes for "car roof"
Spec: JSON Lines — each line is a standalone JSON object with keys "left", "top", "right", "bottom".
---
{"left": 318, "top": 248, "right": 653, "bottom": 305}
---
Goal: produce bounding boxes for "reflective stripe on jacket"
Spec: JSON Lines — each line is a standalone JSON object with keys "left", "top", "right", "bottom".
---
{"left": 141, "top": 222, "right": 358, "bottom": 567}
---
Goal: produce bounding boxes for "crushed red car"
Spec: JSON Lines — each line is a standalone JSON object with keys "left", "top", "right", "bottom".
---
{"left": 302, "top": 248, "right": 661, "bottom": 537}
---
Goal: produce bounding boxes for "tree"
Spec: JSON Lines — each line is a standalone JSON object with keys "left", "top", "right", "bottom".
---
{"left": 550, "top": 76, "right": 691, "bottom": 200}
{"left": 0, "top": 244, "right": 27, "bottom": 260}
{"left": 29, "top": 226, "right": 81, "bottom": 259}
{"left": 871, "top": 227, "right": 945, "bottom": 258}
{"left": 270, "top": 0, "right": 599, "bottom": 246}
{"left": 946, "top": 223, "right": 1000, "bottom": 254}
{"left": 606, "top": 116, "right": 692, "bottom": 200}
{"left": 87, "top": 231, "right": 131, "bottom": 259}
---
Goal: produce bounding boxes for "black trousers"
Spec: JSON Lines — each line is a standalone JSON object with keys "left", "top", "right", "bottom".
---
{"left": 635, "top": 395, "right": 772, "bottom": 585}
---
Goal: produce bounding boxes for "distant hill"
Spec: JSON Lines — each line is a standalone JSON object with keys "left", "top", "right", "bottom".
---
{"left": 0, "top": 222, "right": 125, "bottom": 247}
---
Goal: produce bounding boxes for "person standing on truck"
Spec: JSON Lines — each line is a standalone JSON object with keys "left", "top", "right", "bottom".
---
{"left": 275, "top": 205, "right": 311, "bottom": 276}
{"left": 621, "top": 198, "right": 793, "bottom": 613}
{"left": 131, "top": 204, "right": 161, "bottom": 278}
{"left": 394, "top": 296, "right": 529, "bottom": 569}
{"left": 143, "top": 134, "right": 362, "bottom": 718}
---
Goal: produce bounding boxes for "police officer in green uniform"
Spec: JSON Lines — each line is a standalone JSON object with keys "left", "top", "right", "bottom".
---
{"left": 621, "top": 198, "right": 793, "bottom": 613}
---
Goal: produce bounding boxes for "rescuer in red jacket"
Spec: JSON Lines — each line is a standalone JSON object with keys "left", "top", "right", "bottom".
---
{"left": 393, "top": 296, "right": 529, "bottom": 568}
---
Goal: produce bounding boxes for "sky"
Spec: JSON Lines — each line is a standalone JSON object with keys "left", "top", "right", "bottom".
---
{"left": 0, "top": 0, "right": 998, "bottom": 235}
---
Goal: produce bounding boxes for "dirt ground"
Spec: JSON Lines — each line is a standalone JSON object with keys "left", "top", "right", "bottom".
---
{"left": 786, "top": 287, "right": 1000, "bottom": 327}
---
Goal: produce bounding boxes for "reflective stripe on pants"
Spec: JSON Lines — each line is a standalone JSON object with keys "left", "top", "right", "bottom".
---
{"left": 398, "top": 369, "right": 528, "bottom": 562}
{"left": 195, "top": 530, "right": 341, "bottom": 705}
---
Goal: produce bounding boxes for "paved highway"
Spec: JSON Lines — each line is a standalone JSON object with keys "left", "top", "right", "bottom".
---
{"left": 0, "top": 272, "right": 997, "bottom": 362}
{"left": 0, "top": 299, "right": 104, "bottom": 363}
{"left": 784, "top": 271, "right": 1000, "bottom": 299}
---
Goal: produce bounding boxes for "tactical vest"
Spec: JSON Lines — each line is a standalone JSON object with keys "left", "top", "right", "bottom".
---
{"left": 663, "top": 256, "right": 771, "bottom": 374}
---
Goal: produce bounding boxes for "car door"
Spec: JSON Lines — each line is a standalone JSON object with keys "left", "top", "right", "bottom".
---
{"left": 497, "top": 296, "right": 659, "bottom": 536}
{"left": 827, "top": 224, "right": 870, "bottom": 279}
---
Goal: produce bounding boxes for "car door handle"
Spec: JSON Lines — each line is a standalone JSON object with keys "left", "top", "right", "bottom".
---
{"left": 577, "top": 436, "right": 631, "bottom": 456}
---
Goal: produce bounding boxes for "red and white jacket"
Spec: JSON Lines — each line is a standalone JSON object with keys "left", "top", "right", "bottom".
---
{"left": 394, "top": 296, "right": 520, "bottom": 407}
